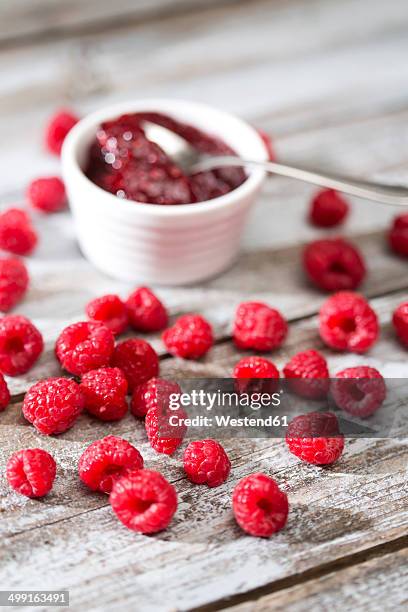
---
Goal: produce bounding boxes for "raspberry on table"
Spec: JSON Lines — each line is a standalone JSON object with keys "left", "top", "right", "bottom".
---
{"left": 183, "top": 439, "right": 231, "bottom": 487}
{"left": 0, "top": 315, "right": 43, "bottom": 376}
{"left": 126, "top": 287, "right": 168, "bottom": 332}
{"left": 145, "top": 405, "right": 187, "bottom": 455}
{"left": 393, "top": 301, "right": 408, "bottom": 347}
{"left": 331, "top": 366, "right": 386, "bottom": 418}
{"left": 303, "top": 238, "right": 366, "bottom": 292}
{"left": 283, "top": 349, "right": 330, "bottom": 400}
{"left": 131, "top": 377, "right": 181, "bottom": 419}
{"left": 285, "top": 411, "right": 344, "bottom": 465}
{"left": 0, "top": 257, "right": 29, "bottom": 312}
{"left": 45, "top": 109, "right": 79, "bottom": 156}
{"left": 233, "top": 355, "right": 279, "bottom": 395}
{"left": 78, "top": 435, "right": 143, "bottom": 494}
{"left": 257, "top": 129, "right": 275, "bottom": 161}
{"left": 309, "top": 189, "right": 349, "bottom": 227}
{"left": 26, "top": 177, "right": 66, "bottom": 214}
{"left": 0, "top": 373, "right": 10, "bottom": 411}
{"left": 23, "top": 377, "right": 85, "bottom": 435}
{"left": 388, "top": 213, "right": 408, "bottom": 258}
{"left": 110, "top": 469, "right": 177, "bottom": 534}
{"left": 55, "top": 321, "right": 114, "bottom": 376}
{"left": 86, "top": 294, "right": 128, "bottom": 336}
{"left": 0, "top": 208, "right": 38, "bottom": 256}
{"left": 162, "top": 314, "right": 213, "bottom": 359}
{"left": 232, "top": 473, "right": 289, "bottom": 537}
{"left": 80, "top": 367, "right": 128, "bottom": 422}
{"left": 319, "top": 291, "right": 379, "bottom": 353}
{"left": 6, "top": 448, "right": 56, "bottom": 498}
{"left": 111, "top": 338, "right": 159, "bottom": 392}
{"left": 233, "top": 302, "right": 288, "bottom": 352}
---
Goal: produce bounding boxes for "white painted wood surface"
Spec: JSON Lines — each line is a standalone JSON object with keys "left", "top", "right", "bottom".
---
{"left": 0, "top": 0, "right": 407, "bottom": 610}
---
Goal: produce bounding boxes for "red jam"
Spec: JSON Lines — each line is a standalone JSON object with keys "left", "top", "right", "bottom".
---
{"left": 85, "top": 113, "right": 246, "bottom": 205}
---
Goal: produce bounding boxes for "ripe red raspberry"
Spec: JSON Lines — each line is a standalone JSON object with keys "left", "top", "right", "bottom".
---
{"left": 162, "top": 314, "right": 213, "bottom": 359}
{"left": 331, "top": 366, "right": 386, "bottom": 418}
{"left": 0, "top": 208, "right": 38, "bottom": 256}
{"left": 111, "top": 338, "right": 159, "bottom": 392}
{"left": 45, "top": 109, "right": 79, "bottom": 155}
{"left": 393, "top": 301, "right": 408, "bottom": 347}
{"left": 0, "top": 373, "right": 10, "bottom": 411}
{"left": 285, "top": 411, "right": 344, "bottom": 465}
{"left": 257, "top": 129, "right": 275, "bottom": 161}
{"left": 0, "top": 315, "right": 43, "bottom": 376}
{"left": 26, "top": 177, "right": 66, "bottom": 213}
{"left": 319, "top": 291, "right": 379, "bottom": 353}
{"left": 55, "top": 321, "right": 114, "bottom": 376}
{"left": 388, "top": 213, "right": 408, "bottom": 258}
{"left": 283, "top": 349, "right": 330, "bottom": 400}
{"left": 233, "top": 302, "right": 288, "bottom": 352}
{"left": 23, "top": 377, "right": 84, "bottom": 435}
{"left": 309, "top": 189, "right": 349, "bottom": 227}
{"left": 303, "top": 238, "right": 366, "bottom": 292}
{"left": 126, "top": 287, "right": 168, "bottom": 332}
{"left": 233, "top": 355, "right": 279, "bottom": 395}
{"left": 86, "top": 294, "right": 128, "bottom": 336}
{"left": 183, "top": 440, "right": 231, "bottom": 487}
{"left": 110, "top": 469, "right": 177, "bottom": 534}
{"left": 78, "top": 435, "right": 143, "bottom": 494}
{"left": 131, "top": 377, "right": 181, "bottom": 418}
{"left": 232, "top": 473, "right": 288, "bottom": 537}
{"left": 80, "top": 367, "right": 128, "bottom": 421}
{"left": 6, "top": 448, "right": 56, "bottom": 498}
{"left": 145, "top": 405, "right": 187, "bottom": 455}
{"left": 0, "top": 257, "right": 29, "bottom": 312}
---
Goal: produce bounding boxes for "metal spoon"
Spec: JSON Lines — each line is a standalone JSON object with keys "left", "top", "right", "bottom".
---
{"left": 144, "top": 122, "right": 408, "bottom": 206}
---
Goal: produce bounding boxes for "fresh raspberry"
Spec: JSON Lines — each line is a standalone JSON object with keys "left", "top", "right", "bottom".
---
{"left": 257, "top": 129, "right": 275, "bottom": 161}
{"left": 388, "top": 213, "right": 408, "bottom": 258}
{"left": 331, "top": 366, "right": 386, "bottom": 418}
{"left": 303, "top": 238, "right": 366, "bottom": 292}
{"left": 0, "top": 315, "right": 43, "bottom": 376}
{"left": 285, "top": 411, "right": 344, "bottom": 465}
{"left": 23, "top": 377, "right": 84, "bottom": 435}
{"left": 393, "top": 301, "right": 408, "bottom": 347}
{"left": 131, "top": 377, "right": 181, "bottom": 418}
{"left": 78, "top": 435, "right": 143, "bottom": 494}
{"left": 232, "top": 473, "right": 288, "bottom": 537}
{"left": 283, "top": 350, "right": 330, "bottom": 400}
{"left": 145, "top": 405, "right": 187, "bottom": 455}
{"left": 86, "top": 294, "right": 128, "bottom": 336}
{"left": 183, "top": 440, "right": 231, "bottom": 487}
{"left": 55, "top": 321, "right": 114, "bottom": 376}
{"left": 45, "top": 109, "right": 79, "bottom": 156}
{"left": 0, "top": 373, "right": 10, "bottom": 411}
{"left": 80, "top": 367, "right": 128, "bottom": 421}
{"left": 0, "top": 257, "right": 29, "bottom": 312}
{"left": 319, "top": 291, "right": 379, "bottom": 353}
{"left": 233, "top": 356, "right": 279, "bottom": 395}
{"left": 162, "top": 314, "right": 213, "bottom": 359}
{"left": 110, "top": 469, "right": 177, "bottom": 534}
{"left": 26, "top": 177, "right": 66, "bottom": 213}
{"left": 6, "top": 449, "right": 56, "bottom": 498}
{"left": 126, "top": 287, "right": 168, "bottom": 332}
{"left": 233, "top": 302, "right": 288, "bottom": 352}
{"left": 0, "top": 208, "right": 38, "bottom": 256}
{"left": 111, "top": 338, "right": 159, "bottom": 392}
{"left": 309, "top": 189, "right": 349, "bottom": 227}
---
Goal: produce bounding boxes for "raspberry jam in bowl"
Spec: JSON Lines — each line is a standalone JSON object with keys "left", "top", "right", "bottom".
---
{"left": 62, "top": 100, "right": 267, "bottom": 284}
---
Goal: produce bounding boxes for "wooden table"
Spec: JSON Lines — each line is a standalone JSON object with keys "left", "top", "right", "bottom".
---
{"left": 0, "top": 1, "right": 407, "bottom": 610}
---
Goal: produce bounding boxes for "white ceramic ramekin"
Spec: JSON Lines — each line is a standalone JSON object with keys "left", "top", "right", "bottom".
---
{"left": 61, "top": 99, "right": 267, "bottom": 285}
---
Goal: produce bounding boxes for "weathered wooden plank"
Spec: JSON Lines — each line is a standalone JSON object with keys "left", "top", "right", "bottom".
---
{"left": 222, "top": 548, "right": 408, "bottom": 612}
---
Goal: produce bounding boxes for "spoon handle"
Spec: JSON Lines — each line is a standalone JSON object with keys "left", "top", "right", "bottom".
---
{"left": 193, "top": 156, "right": 408, "bottom": 206}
